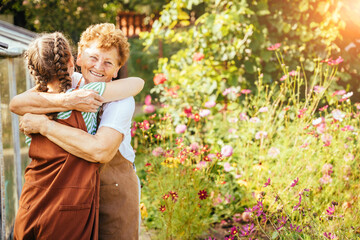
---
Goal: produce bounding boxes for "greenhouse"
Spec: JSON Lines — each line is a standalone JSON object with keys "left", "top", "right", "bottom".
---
{"left": 0, "top": 19, "right": 36, "bottom": 240}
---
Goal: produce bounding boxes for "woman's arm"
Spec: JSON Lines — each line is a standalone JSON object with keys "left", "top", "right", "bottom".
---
{"left": 10, "top": 88, "right": 104, "bottom": 116}
{"left": 10, "top": 76, "right": 144, "bottom": 115}
{"left": 19, "top": 113, "right": 122, "bottom": 163}
{"left": 102, "top": 77, "right": 144, "bottom": 102}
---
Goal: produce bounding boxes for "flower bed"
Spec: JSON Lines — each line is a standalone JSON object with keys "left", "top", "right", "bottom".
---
{"left": 133, "top": 48, "right": 360, "bottom": 239}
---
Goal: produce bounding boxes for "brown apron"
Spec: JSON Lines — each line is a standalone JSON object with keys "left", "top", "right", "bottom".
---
{"left": 99, "top": 151, "right": 139, "bottom": 240}
{"left": 14, "top": 110, "right": 100, "bottom": 240}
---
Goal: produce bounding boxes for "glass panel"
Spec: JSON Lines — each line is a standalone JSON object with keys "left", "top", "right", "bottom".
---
{"left": 14, "top": 57, "right": 31, "bottom": 177}
{"left": 0, "top": 57, "right": 17, "bottom": 239}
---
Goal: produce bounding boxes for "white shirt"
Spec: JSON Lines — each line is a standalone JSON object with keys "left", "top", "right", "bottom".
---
{"left": 72, "top": 72, "right": 136, "bottom": 163}
{"left": 98, "top": 98, "right": 136, "bottom": 163}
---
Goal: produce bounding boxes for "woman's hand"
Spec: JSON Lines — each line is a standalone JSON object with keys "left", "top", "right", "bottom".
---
{"left": 64, "top": 89, "right": 105, "bottom": 112}
{"left": 19, "top": 113, "right": 50, "bottom": 135}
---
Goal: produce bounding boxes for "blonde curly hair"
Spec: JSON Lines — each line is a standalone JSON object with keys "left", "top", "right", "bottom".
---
{"left": 78, "top": 23, "right": 130, "bottom": 67}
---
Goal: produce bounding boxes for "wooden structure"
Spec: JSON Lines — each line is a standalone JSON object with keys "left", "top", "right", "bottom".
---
{"left": 0, "top": 19, "right": 36, "bottom": 240}
{"left": 116, "top": 11, "right": 153, "bottom": 39}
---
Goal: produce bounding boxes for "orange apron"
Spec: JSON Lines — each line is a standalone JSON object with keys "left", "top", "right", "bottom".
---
{"left": 99, "top": 151, "right": 139, "bottom": 240}
{"left": 14, "top": 110, "right": 100, "bottom": 240}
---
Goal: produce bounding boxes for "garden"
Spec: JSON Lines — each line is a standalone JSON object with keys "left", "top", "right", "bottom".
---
{"left": 130, "top": 0, "right": 360, "bottom": 239}
{"left": 2, "top": 0, "right": 360, "bottom": 239}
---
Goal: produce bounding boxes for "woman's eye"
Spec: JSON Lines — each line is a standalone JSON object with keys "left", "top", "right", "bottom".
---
{"left": 90, "top": 56, "right": 97, "bottom": 60}
{"left": 106, "top": 62, "right": 113, "bottom": 65}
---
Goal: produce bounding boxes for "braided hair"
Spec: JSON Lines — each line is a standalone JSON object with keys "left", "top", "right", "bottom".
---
{"left": 25, "top": 32, "right": 73, "bottom": 119}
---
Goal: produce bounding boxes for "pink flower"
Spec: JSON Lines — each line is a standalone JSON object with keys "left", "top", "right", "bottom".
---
{"left": 190, "top": 142, "right": 200, "bottom": 152}
{"left": 255, "top": 131, "right": 268, "bottom": 140}
{"left": 143, "top": 104, "right": 155, "bottom": 114}
{"left": 239, "top": 113, "right": 249, "bottom": 121}
{"left": 267, "top": 43, "right": 281, "bottom": 51}
{"left": 289, "top": 70, "right": 297, "bottom": 77}
{"left": 221, "top": 145, "right": 234, "bottom": 157}
{"left": 141, "top": 120, "right": 150, "bottom": 130}
{"left": 153, "top": 73, "right": 167, "bottom": 85}
{"left": 205, "top": 101, "right": 216, "bottom": 108}
{"left": 314, "top": 85, "right": 325, "bottom": 94}
{"left": 224, "top": 162, "right": 232, "bottom": 172}
{"left": 324, "top": 232, "right": 337, "bottom": 239}
{"left": 344, "top": 153, "right": 354, "bottom": 162}
{"left": 145, "top": 94, "right": 152, "bottom": 105}
{"left": 131, "top": 127, "right": 136, "bottom": 137}
{"left": 290, "top": 177, "right": 299, "bottom": 187}
{"left": 322, "top": 163, "right": 333, "bottom": 175}
{"left": 341, "top": 125, "right": 354, "bottom": 131}
{"left": 207, "top": 154, "right": 216, "bottom": 161}
{"left": 152, "top": 147, "right": 164, "bottom": 157}
{"left": 259, "top": 107, "right": 268, "bottom": 113}
{"left": 316, "top": 123, "right": 326, "bottom": 134}
{"left": 193, "top": 52, "right": 204, "bottom": 62}
{"left": 228, "top": 128, "right": 237, "bottom": 133}
{"left": 328, "top": 56, "right": 343, "bottom": 66}
{"left": 326, "top": 205, "right": 335, "bottom": 216}
{"left": 332, "top": 90, "right": 346, "bottom": 96}
{"left": 196, "top": 161, "right": 207, "bottom": 169}
{"left": 222, "top": 87, "right": 238, "bottom": 96}
{"left": 280, "top": 75, "right": 287, "bottom": 81}
{"left": 320, "top": 174, "right": 333, "bottom": 184}
{"left": 199, "top": 109, "right": 211, "bottom": 117}
{"left": 249, "top": 117, "right": 261, "bottom": 123}
{"left": 268, "top": 147, "right": 280, "bottom": 158}
{"left": 183, "top": 106, "right": 192, "bottom": 117}
{"left": 300, "top": 142, "right": 309, "bottom": 149}
{"left": 319, "top": 105, "right": 328, "bottom": 111}
{"left": 321, "top": 134, "right": 332, "bottom": 146}
{"left": 241, "top": 89, "right": 251, "bottom": 94}
{"left": 175, "top": 124, "right": 187, "bottom": 134}
{"left": 263, "top": 178, "right": 271, "bottom": 187}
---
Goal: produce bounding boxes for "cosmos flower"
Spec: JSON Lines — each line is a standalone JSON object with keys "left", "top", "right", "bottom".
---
{"left": 198, "top": 189, "right": 208, "bottom": 200}
{"left": 267, "top": 43, "right": 281, "bottom": 51}
{"left": 175, "top": 124, "right": 187, "bottom": 134}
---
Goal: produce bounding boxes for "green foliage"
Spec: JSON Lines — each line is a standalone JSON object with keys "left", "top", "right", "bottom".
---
{"left": 135, "top": 51, "right": 360, "bottom": 238}
{"left": 135, "top": 0, "right": 360, "bottom": 238}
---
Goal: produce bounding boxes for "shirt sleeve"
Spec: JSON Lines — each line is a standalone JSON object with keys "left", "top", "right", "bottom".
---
{"left": 71, "top": 72, "right": 83, "bottom": 89}
{"left": 98, "top": 97, "right": 135, "bottom": 135}
{"left": 81, "top": 82, "right": 106, "bottom": 96}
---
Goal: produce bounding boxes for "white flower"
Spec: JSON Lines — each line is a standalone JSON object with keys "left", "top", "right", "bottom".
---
{"left": 332, "top": 109, "right": 346, "bottom": 122}
{"left": 342, "top": 92, "right": 353, "bottom": 99}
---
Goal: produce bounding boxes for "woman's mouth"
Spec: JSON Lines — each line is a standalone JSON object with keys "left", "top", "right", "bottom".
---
{"left": 90, "top": 70, "right": 104, "bottom": 77}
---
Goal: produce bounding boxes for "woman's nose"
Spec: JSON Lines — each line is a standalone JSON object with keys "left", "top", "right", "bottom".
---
{"left": 94, "top": 60, "right": 104, "bottom": 70}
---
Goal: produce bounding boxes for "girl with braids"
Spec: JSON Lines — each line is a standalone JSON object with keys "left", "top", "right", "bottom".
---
{"left": 14, "top": 31, "right": 143, "bottom": 240}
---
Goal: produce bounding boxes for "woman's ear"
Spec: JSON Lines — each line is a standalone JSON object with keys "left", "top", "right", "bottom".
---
{"left": 113, "top": 66, "right": 121, "bottom": 78}
{"left": 76, "top": 54, "right": 82, "bottom": 66}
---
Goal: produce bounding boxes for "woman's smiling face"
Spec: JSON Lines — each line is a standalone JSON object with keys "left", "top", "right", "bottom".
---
{"left": 76, "top": 41, "right": 121, "bottom": 83}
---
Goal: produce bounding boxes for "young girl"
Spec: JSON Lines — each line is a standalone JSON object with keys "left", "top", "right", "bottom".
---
{"left": 13, "top": 32, "right": 140, "bottom": 240}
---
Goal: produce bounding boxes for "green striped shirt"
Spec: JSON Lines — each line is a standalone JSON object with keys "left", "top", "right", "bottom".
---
{"left": 25, "top": 82, "right": 106, "bottom": 145}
